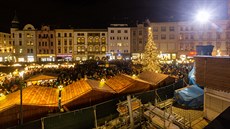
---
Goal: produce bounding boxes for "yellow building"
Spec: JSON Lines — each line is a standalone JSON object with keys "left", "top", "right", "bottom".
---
{"left": 73, "top": 29, "right": 107, "bottom": 61}
{"left": 0, "top": 32, "right": 12, "bottom": 62}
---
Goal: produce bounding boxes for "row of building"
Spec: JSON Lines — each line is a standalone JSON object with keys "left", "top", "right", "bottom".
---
{"left": 1, "top": 13, "right": 230, "bottom": 62}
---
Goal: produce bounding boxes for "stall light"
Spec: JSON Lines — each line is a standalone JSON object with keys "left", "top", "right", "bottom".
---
{"left": 58, "top": 85, "right": 63, "bottom": 91}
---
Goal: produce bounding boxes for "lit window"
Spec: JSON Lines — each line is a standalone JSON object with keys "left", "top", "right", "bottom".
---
{"left": 89, "top": 46, "right": 93, "bottom": 51}
{"left": 77, "top": 46, "right": 81, "bottom": 52}
{"left": 77, "top": 38, "right": 81, "bottom": 43}
{"left": 88, "top": 37, "right": 93, "bottom": 43}
{"left": 95, "top": 37, "right": 99, "bottom": 43}
{"left": 101, "top": 46, "right": 106, "bottom": 52}
{"left": 101, "top": 37, "right": 106, "bottom": 43}
{"left": 20, "top": 49, "right": 23, "bottom": 53}
{"left": 81, "top": 46, "right": 85, "bottom": 51}
{"left": 81, "top": 38, "right": 85, "bottom": 43}
{"left": 95, "top": 46, "right": 99, "bottom": 51}
{"left": 117, "top": 43, "right": 122, "bottom": 46}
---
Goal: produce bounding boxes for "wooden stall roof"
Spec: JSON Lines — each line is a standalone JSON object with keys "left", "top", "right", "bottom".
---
{"left": 61, "top": 80, "right": 93, "bottom": 104}
{"left": 25, "top": 74, "right": 57, "bottom": 82}
{"left": 105, "top": 74, "right": 150, "bottom": 94}
{"left": 0, "top": 74, "right": 151, "bottom": 113}
{"left": 138, "top": 71, "right": 169, "bottom": 86}
{"left": 105, "top": 74, "right": 136, "bottom": 93}
{"left": 0, "top": 86, "right": 58, "bottom": 112}
{"left": 86, "top": 79, "right": 116, "bottom": 93}
{"left": 0, "top": 79, "right": 114, "bottom": 113}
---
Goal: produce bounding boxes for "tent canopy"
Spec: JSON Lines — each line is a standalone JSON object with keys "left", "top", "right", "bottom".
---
{"left": 174, "top": 85, "right": 204, "bottom": 108}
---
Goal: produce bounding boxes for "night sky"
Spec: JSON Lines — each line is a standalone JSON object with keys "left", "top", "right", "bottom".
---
{"left": 0, "top": 0, "right": 228, "bottom": 32}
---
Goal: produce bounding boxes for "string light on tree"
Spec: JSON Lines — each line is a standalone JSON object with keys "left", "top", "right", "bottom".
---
{"left": 141, "top": 27, "right": 161, "bottom": 73}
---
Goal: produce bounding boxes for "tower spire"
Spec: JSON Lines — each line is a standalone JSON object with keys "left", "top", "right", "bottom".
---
{"left": 11, "top": 10, "right": 20, "bottom": 29}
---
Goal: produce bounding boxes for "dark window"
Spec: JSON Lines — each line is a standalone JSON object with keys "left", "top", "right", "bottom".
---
{"left": 64, "top": 33, "right": 67, "bottom": 37}
{"left": 69, "top": 33, "right": 72, "bottom": 37}
{"left": 50, "top": 34, "right": 53, "bottom": 38}
{"left": 19, "top": 41, "right": 22, "bottom": 46}
{"left": 50, "top": 42, "right": 53, "bottom": 46}
{"left": 19, "top": 33, "right": 22, "bottom": 38}
{"left": 58, "top": 33, "right": 61, "bottom": 37}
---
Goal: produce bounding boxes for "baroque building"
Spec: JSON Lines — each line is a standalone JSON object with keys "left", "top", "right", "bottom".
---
{"left": 73, "top": 29, "right": 107, "bottom": 61}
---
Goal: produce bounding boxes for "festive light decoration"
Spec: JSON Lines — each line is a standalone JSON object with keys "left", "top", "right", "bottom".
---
{"left": 141, "top": 27, "right": 161, "bottom": 73}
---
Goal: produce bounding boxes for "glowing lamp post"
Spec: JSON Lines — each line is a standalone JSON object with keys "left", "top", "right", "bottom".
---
{"left": 58, "top": 85, "right": 63, "bottom": 112}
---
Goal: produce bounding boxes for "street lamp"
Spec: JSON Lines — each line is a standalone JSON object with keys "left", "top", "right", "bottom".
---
{"left": 195, "top": 10, "right": 211, "bottom": 24}
{"left": 19, "top": 71, "right": 24, "bottom": 125}
{"left": 58, "top": 85, "right": 63, "bottom": 112}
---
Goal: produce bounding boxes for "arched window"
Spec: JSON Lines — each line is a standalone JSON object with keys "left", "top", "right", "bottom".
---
{"left": 88, "top": 37, "right": 93, "bottom": 43}
{"left": 101, "top": 46, "right": 106, "bottom": 52}
{"left": 81, "top": 38, "right": 85, "bottom": 43}
{"left": 95, "top": 46, "right": 99, "bottom": 51}
{"left": 101, "top": 37, "right": 106, "bottom": 43}
{"left": 89, "top": 46, "right": 93, "bottom": 51}
{"left": 95, "top": 37, "right": 99, "bottom": 43}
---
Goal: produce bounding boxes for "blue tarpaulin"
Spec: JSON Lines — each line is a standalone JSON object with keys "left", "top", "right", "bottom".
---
{"left": 174, "top": 85, "right": 204, "bottom": 108}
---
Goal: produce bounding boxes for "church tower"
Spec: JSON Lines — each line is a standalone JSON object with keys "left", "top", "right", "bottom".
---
{"left": 10, "top": 11, "right": 20, "bottom": 32}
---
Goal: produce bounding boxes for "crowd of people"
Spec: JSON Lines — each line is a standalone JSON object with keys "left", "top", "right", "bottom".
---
{"left": 0, "top": 60, "right": 194, "bottom": 95}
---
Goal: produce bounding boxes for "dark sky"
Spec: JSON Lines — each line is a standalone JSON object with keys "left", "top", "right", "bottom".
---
{"left": 0, "top": 0, "right": 228, "bottom": 32}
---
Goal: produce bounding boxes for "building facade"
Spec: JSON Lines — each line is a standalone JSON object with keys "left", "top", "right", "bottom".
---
{"left": 73, "top": 29, "right": 107, "bottom": 61}
{"left": 108, "top": 24, "right": 131, "bottom": 60}
{"left": 55, "top": 29, "right": 74, "bottom": 61}
{"left": 0, "top": 32, "right": 12, "bottom": 62}
{"left": 150, "top": 22, "right": 178, "bottom": 60}
{"left": 130, "top": 23, "right": 148, "bottom": 60}
{"left": 11, "top": 23, "right": 37, "bottom": 62}
{"left": 36, "top": 25, "right": 56, "bottom": 62}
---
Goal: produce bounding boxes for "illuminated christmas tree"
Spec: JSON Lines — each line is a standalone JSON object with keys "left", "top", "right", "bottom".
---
{"left": 141, "top": 27, "right": 161, "bottom": 73}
